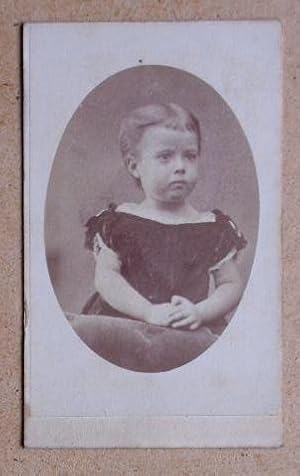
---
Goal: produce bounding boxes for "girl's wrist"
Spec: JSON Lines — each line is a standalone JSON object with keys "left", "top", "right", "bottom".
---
{"left": 195, "top": 300, "right": 210, "bottom": 325}
{"left": 142, "top": 301, "right": 153, "bottom": 324}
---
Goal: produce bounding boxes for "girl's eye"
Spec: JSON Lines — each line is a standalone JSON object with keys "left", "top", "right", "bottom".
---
{"left": 158, "top": 152, "right": 172, "bottom": 162}
{"left": 185, "top": 152, "right": 198, "bottom": 161}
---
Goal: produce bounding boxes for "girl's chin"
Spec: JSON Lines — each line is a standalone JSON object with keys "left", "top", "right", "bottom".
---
{"left": 162, "top": 194, "right": 187, "bottom": 204}
{"left": 168, "top": 190, "right": 188, "bottom": 201}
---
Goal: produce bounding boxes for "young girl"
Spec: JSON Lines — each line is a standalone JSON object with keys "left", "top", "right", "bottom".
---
{"left": 72, "top": 103, "right": 247, "bottom": 372}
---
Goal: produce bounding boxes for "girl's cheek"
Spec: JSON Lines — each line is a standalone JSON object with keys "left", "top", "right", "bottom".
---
{"left": 190, "top": 172, "right": 199, "bottom": 188}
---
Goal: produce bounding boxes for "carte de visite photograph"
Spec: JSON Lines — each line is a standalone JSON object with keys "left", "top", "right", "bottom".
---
{"left": 24, "top": 21, "right": 282, "bottom": 448}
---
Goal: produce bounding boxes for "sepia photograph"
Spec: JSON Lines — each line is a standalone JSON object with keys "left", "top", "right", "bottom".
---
{"left": 24, "top": 22, "right": 281, "bottom": 447}
{"left": 45, "top": 66, "right": 257, "bottom": 372}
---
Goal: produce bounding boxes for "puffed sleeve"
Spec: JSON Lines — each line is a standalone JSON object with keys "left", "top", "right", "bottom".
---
{"left": 84, "top": 203, "right": 117, "bottom": 252}
{"left": 209, "top": 209, "right": 247, "bottom": 271}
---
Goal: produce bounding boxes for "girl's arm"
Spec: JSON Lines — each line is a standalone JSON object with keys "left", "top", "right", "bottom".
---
{"left": 171, "top": 259, "right": 243, "bottom": 329}
{"left": 94, "top": 246, "right": 176, "bottom": 326}
{"left": 196, "top": 259, "right": 243, "bottom": 324}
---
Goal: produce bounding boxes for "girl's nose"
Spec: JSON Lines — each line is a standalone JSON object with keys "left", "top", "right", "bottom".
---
{"left": 174, "top": 156, "right": 185, "bottom": 173}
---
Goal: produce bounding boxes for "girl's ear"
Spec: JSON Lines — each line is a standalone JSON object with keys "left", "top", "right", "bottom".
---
{"left": 126, "top": 155, "right": 140, "bottom": 179}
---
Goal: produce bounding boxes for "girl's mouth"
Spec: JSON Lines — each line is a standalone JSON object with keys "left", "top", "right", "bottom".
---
{"left": 169, "top": 180, "right": 187, "bottom": 188}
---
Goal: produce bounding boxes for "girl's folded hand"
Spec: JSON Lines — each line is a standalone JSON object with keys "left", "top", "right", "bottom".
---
{"left": 145, "top": 303, "right": 179, "bottom": 327}
{"left": 170, "top": 295, "right": 203, "bottom": 330}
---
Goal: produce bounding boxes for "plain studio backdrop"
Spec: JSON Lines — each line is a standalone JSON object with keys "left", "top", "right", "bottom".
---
{"left": 45, "top": 65, "right": 259, "bottom": 316}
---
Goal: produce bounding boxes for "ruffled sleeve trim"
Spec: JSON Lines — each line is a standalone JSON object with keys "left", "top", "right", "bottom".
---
{"left": 209, "top": 209, "right": 247, "bottom": 270}
{"left": 209, "top": 247, "right": 238, "bottom": 272}
{"left": 84, "top": 203, "right": 118, "bottom": 251}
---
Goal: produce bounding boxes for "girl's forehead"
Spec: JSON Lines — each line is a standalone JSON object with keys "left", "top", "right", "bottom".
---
{"left": 139, "top": 125, "right": 198, "bottom": 150}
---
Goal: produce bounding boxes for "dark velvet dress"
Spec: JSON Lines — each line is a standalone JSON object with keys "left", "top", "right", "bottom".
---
{"left": 76, "top": 205, "right": 247, "bottom": 372}
{"left": 83, "top": 206, "right": 246, "bottom": 315}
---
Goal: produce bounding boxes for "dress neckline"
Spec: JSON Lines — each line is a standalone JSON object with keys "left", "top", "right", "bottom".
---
{"left": 104, "top": 208, "right": 217, "bottom": 226}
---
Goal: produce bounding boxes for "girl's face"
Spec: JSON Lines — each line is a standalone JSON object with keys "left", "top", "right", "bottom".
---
{"left": 130, "top": 125, "right": 200, "bottom": 204}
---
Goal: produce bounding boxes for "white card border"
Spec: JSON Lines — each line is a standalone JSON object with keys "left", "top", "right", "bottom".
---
{"left": 23, "top": 21, "right": 282, "bottom": 448}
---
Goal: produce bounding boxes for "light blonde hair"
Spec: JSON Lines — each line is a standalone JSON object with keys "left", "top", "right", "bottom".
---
{"left": 119, "top": 103, "right": 201, "bottom": 162}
